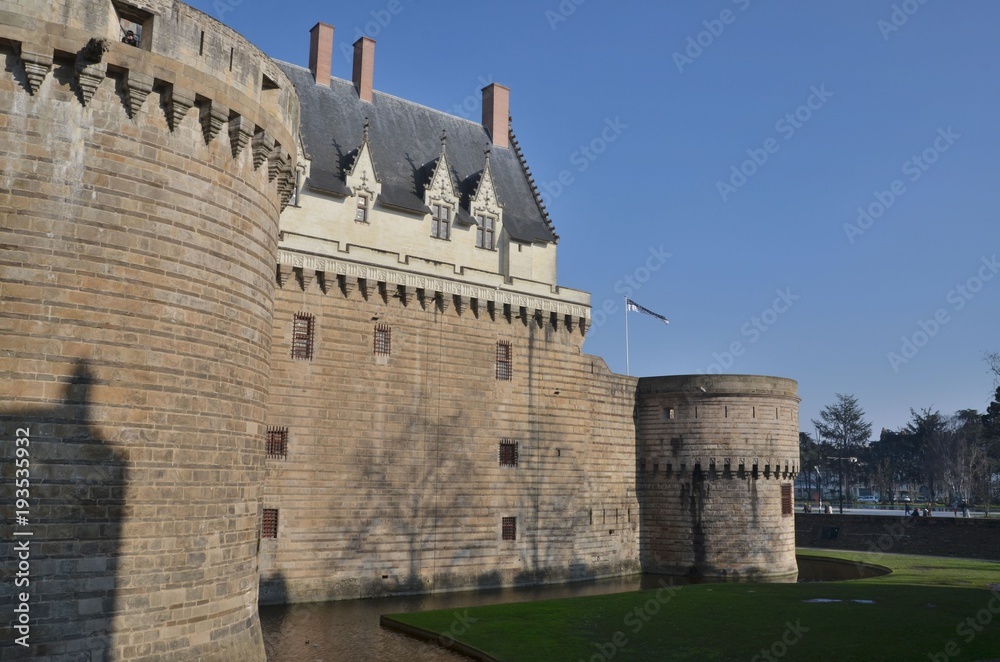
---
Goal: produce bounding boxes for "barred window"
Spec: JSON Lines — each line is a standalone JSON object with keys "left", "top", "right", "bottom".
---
{"left": 496, "top": 341, "right": 512, "bottom": 381}
{"left": 781, "top": 484, "right": 793, "bottom": 517}
{"left": 431, "top": 203, "right": 451, "bottom": 240}
{"left": 262, "top": 508, "right": 278, "bottom": 539}
{"left": 266, "top": 426, "right": 288, "bottom": 460}
{"left": 355, "top": 194, "right": 369, "bottom": 223}
{"left": 501, "top": 516, "right": 516, "bottom": 541}
{"left": 291, "top": 313, "right": 315, "bottom": 360}
{"left": 476, "top": 215, "right": 496, "bottom": 250}
{"left": 374, "top": 324, "right": 391, "bottom": 356}
{"left": 499, "top": 439, "right": 518, "bottom": 467}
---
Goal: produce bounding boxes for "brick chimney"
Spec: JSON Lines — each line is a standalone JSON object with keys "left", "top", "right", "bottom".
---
{"left": 309, "top": 22, "right": 334, "bottom": 86}
{"left": 482, "top": 83, "right": 510, "bottom": 149}
{"left": 352, "top": 37, "right": 375, "bottom": 103}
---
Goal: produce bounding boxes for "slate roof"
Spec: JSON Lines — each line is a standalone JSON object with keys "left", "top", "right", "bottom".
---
{"left": 277, "top": 62, "right": 558, "bottom": 244}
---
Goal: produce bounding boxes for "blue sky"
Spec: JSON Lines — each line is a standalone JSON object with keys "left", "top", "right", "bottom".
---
{"left": 189, "top": 0, "right": 999, "bottom": 434}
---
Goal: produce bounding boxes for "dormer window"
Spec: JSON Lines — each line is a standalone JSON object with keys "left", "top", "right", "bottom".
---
{"left": 355, "top": 194, "right": 369, "bottom": 223}
{"left": 431, "top": 203, "right": 451, "bottom": 240}
{"left": 476, "top": 215, "right": 496, "bottom": 250}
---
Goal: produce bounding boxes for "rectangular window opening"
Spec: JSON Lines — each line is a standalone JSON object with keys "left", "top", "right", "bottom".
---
{"left": 431, "top": 203, "right": 451, "bottom": 240}
{"left": 355, "top": 194, "right": 369, "bottom": 223}
{"left": 499, "top": 439, "right": 519, "bottom": 467}
{"left": 291, "top": 312, "right": 315, "bottom": 360}
{"left": 781, "top": 484, "right": 793, "bottom": 516}
{"left": 501, "top": 516, "right": 516, "bottom": 541}
{"left": 496, "top": 340, "right": 512, "bottom": 381}
{"left": 114, "top": 1, "right": 154, "bottom": 51}
{"left": 476, "top": 215, "right": 496, "bottom": 250}
{"left": 374, "top": 324, "right": 391, "bottom": 356}
{"left": 262, "top": 508, "right": 278, "bottom": 539}
{"left": 266, "top": 426, "right": 288, "bottom": 460}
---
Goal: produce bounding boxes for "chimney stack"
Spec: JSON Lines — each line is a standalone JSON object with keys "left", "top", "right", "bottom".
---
{"left": 309, "top": 22, "right": 334, "bottom": 86}
{"left": 352, "top": 37, "right": 375, "bottom": 103}
{"left": 482, "top": 83, "right": 510, "bottom": 149}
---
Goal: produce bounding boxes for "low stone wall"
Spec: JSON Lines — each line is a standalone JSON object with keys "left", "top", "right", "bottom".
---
{"left": 796, "top": 514, "right": 1000, "bottom": 561}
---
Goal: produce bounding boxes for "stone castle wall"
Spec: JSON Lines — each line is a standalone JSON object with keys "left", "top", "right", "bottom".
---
{"left": 0, "top": 1, "right": 297, "bottom": 659}
{"left": 636, "top": 375, "right": 800, "bottom": 581}
{"left": 259, "top": 268, "right": 641, "bottom": 603}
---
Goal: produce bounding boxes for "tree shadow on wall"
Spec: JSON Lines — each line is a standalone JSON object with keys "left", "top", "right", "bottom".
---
{"left": 0, "top": 362, "right": 127, "bottom": 660}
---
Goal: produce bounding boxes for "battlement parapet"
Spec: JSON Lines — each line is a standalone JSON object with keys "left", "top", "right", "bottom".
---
{"left": 0, "top": 0, "right": 299, "bottom": 208}
{"left": 276, "top": 247, "right": 592, "bottom": 335}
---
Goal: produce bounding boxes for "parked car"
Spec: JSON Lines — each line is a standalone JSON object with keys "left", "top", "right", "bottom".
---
{"left": 900, "top": 496, "right": 912, "bottom": 503}
{"left": 857, "top": 496, "right": 878, "bottom": 503}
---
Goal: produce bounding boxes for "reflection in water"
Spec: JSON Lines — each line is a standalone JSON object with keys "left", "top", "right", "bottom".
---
{"left": 261, "top": 575, "right": 645, "bottom": 661}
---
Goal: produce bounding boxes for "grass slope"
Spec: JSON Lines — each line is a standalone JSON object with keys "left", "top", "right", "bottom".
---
{"left": 386, "top": 551, "right": 1000, "bottom": 661}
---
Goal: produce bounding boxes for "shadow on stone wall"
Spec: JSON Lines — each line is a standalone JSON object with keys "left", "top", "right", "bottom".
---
{"left": 0, "top": 362, "right": 127, "bottom": 659}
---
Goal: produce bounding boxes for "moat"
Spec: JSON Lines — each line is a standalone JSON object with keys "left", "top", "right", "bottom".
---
{"left": 260, "top": 557, "right": 880, "bottom": 661}
{"left": 261, "top": 575, "right": 646, "bottom": 661}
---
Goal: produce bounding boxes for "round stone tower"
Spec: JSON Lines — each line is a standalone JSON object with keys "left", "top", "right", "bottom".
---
{"left": 0, "top": 1, "right": 298, "bottom": 659}
{"left": 636, "top": 375, "right": 800, "bottom": 582}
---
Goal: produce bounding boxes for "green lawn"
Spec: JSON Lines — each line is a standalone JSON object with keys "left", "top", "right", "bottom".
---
{"left": 384, "top": 551, "right": 1000, "bottom": 661}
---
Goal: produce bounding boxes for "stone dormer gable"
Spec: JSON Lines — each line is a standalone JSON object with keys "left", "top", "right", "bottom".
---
{"left": 423, "top": 131, "right": 458, "bottom": 208}
{"left": 345, "top": 119, "right": 382, "bottom": 201}
{"left": 461, "top": 149, "right": 504, "bottom": 251}
{"left": 469, "top": 149, "right": 503, "bottom": 218}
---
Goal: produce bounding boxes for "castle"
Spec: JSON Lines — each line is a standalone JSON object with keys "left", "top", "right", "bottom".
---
{"left": 0, "top": 2, "right": 799, "bottom": 660}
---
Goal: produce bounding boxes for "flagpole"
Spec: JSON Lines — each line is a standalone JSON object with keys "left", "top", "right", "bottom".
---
{"left": 624, "top": 296, "right": 630, "bottom": 377}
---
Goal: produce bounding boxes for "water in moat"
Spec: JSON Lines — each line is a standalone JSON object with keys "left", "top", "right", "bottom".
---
{"left": 260, "top": 558, "right": 880, "bottom": 661}
{"left": 260, "top": 574, "right": 647, "bottom": 661}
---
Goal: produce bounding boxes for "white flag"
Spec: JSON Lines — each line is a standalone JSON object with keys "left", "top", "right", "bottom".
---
{"left": 626, "top": 298, "right": 669, "bottom": 325}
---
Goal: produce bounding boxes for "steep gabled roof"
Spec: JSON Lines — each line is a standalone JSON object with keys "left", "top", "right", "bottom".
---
{"left": 278, "top": 62, "right": 558, "bottom": 244}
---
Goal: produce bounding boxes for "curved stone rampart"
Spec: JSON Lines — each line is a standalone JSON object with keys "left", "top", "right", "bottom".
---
{"left": 636, "top": 375, "right": 800, "bottom": 581}
{"left": 0, "top": 1, "right": 298, "bottom": 659}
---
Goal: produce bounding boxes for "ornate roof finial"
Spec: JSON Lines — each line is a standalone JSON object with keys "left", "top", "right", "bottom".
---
{"left": 484, "top": 146, "right": 491, "bottom": 166}
{"left": 363, "top": 117, "right": 370, "bottom": 144}
{"left": 440, "top": 129, "right": 447, "bottom": 154}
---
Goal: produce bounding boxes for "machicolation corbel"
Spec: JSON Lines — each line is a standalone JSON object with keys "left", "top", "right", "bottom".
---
{"left": 19, "top": 46, "right": 53, "bottom": 95}
{"left": 229, "top": 113, "right": 254, "bottom": 159}
{"left": 276, "top": 263, "right": 295, "bottom": 288}
{"left": 123, "top": 69, "right": 154, "bottom": 118}
{"left": 199, "top": 99, "right": 228, "bottom": 145}
{"left": 74, "top": 39, "right": 109, "bottom": 106}
{"left": 164, "top": 84, "right": 195, "bottom": 131}
{"left": 252, "top": 130, "right": 274, "bottom": 171}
